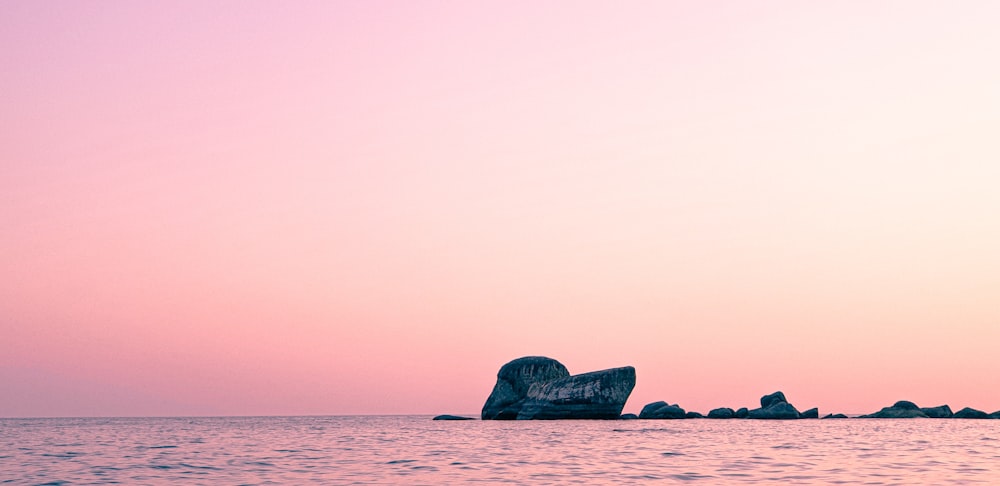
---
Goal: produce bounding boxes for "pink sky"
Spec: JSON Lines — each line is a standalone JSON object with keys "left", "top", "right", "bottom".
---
{"left": 3, "top": 1, "right": 1000, "bottom": 417}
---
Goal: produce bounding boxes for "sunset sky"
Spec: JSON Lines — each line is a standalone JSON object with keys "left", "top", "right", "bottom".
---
{"left": 3, "top": 1, "right": 1000, "bottom": 417}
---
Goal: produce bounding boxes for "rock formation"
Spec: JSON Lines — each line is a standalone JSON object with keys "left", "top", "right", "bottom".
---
{"left": 800, "top": 408, "right": 819, "bottom": 419}
{"left": 862, "top": 400, "right": 929, "bottom": 418}
{"left": 707, "top": 407, "right": 735, "bottom": 419}
{"left": 639, "top": 401, "right": 686, "bottom": 419}
{"left": 822, "top": 413, "right": 848, "bottom": 419}
{"left": 432, "top": 415, "right": 474, "bottom": 420}
{"left": 515, "top": 367, "right": 637, "bottom": 420}
{"left": 481, "top": 356, "right": 635, "bottom": 420}
{"left": 747, "top": 391, "right": 801, "bottom": 419}
{"left": 481, "top": 356, "right": 570, "bottom": 420}
{"left": 920, "top": 405, "right": 953, "bottom": 418}
{"left": 953, "top": 407, "right": 990, "bottom": 419}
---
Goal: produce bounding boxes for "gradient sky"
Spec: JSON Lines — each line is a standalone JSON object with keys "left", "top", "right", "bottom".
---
{"left": 3, "top": 1, "right": 1000, "bottom": 418}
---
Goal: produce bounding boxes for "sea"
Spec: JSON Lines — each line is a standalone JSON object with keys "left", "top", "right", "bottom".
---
{"left": 2, "top": 415, "right": 999, "bottom": 485}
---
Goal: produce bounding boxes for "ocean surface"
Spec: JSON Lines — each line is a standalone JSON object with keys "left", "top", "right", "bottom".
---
{"left": 3, "top": 415, "right": 1000, "bottom": 485}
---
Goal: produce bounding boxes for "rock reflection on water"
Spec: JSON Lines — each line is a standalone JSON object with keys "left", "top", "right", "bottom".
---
{"left": 3, "top": 416, "right": 1000, "bottom": 484}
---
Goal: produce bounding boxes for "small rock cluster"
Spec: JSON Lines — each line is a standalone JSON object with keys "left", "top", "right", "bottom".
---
{"left": 638, "top": 390, "right": 819, "bottom": 420}
{"left": 860, "top": 400, "right": 1000, "bottom": 419}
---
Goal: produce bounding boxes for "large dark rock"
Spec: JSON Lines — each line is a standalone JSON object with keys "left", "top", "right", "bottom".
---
{"left": 433, "top": 415, "right": 474, "bottom": 420}
{"left": 640, "top": 401, "right": 669, "bottom": 417}
{"left": 639, "top": 401, "right": 687, "bottom": 419}
{"left": 482, "top": 357, "right": 570, "bottom": 420}
{"left": 748, "top": 401, "right": 801, "bottom": 419}
{"left": 920, "top": 405, "right": 953, "bottom": 418}
{"left": 735, "top": 407, "right": 749, "bottom": 418}
{"left": 761, "top": 391, "right": 788, "bottom": 409}
{"left": 953, "top": 407, "right": 990, "bottom": 419}
{"left": 990, "top": 411, "right": 1000, "bottom": 419}
{"left": 707, "top": 407, "right": 735, "bottom": 419}
{"left": 514, "top": 366, "right": 636, "bottom": 420}
{"left": 748, "top": 391, "right": 800, "bottom": 419}
{"left": 861, "top": 402, "right": 928, "bottom": 418}
{"left": 800, "top": 408, "right": 819, "bottom": 419}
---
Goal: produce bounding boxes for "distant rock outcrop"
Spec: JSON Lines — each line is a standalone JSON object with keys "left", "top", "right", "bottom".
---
{"left": 735, "top": 407, "right": 749, "bottom": 419}
{"left": 685, "top": 411, "right": 703, "bottom": 419}
{"left": 432, "top": 415, "right": 474, "bottom": 420}
{"left": 639, "top": 401, "right": 687, "bottom": 419}
{"left": 861, "top": 400, "right": 928, "bottom": 418}
{"left": 620, "top": 413, "right": 638, "bottom": 420}
{"left": 920, "top": 405, "right": 953, "bottom": 418}
{"left": 822, "top": 413, "right": 848, "bottom": 419}
{"left": 708, "top": 407, "right": 735, "bottom": 419}
{"left": 481, "top": 357, "right": 635, "bottom": 420}
{"left": 953, "top": 407, "right": 990, "bottom": 419}
{"left": 481, "top": 357, "right": 570, "bottom": 420}
{"left": 747, "top": 391, "right": 801, "bottom": 419}
{"left": 800, "top": 408, "right": 819, "bottom": 419}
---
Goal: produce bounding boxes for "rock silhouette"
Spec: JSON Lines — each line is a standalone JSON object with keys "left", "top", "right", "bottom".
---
{"left": 482, "top": 357, "right": 635, "bottom": 420}
{"left": 639, "top": 401, "right": 686, "bottom": 419}
{"left": 760, "top": 391, "right": 788, "bottom": 409}
{"left": 432, "top": 415, "right": 474, "bottom": 420}
{"left": 515, "top": 367, "right": 636, "bottom": 420}
{"left": 481, "top": 356, "right": 570, "bottom": 420}
{"left": 708, "top": 407, "right": 735, "bottom": 419}
{"left": 747, "top": 391, "right": 801, "bottom": 419}
{"left": 920, "top": 405, "right": 953, "bottom": 418}
{"left": 953, "top": 407, "right": 990, "bottom": 419}
{"left": 800, "top": 408, "right": 819, "bottom": 419}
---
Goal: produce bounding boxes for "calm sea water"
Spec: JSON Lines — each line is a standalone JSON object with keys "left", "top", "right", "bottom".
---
{"left": 2, "top": 415, "right": 1000, "bottom": 484}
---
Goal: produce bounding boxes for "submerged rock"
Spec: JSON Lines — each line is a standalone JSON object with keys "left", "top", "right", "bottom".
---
{"left": 513, "top": 366, "right": 636, "bottom": 420}
{"left": 639, "top": 401, "right": 687, "bottom": 419}
{"left": 433, "top": 415, "right": 474, "bottom": 420}
{"left": 920, "top": 405, "right": 953, "bottom": 418}
{"left": 620, "top": 413, "right": 638, "bottom": 420}
{"left": 953, "top": 407, "right": 990, "bottom": 419}
{"left": 800, "top": 408, "right": 819, "bottom": 419}
{"left": 707, "top": 407, "right": 735, "bottom": 419}
{"left": 735, "top": 407, "right": 749, "bottom": 419}
{"left": 481, "top": 356, "right": 570, "bottom": 420}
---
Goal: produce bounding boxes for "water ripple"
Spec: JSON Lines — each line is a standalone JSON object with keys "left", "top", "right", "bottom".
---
{"left": 0, "top": 416, "right": 998, "bottom": 484}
